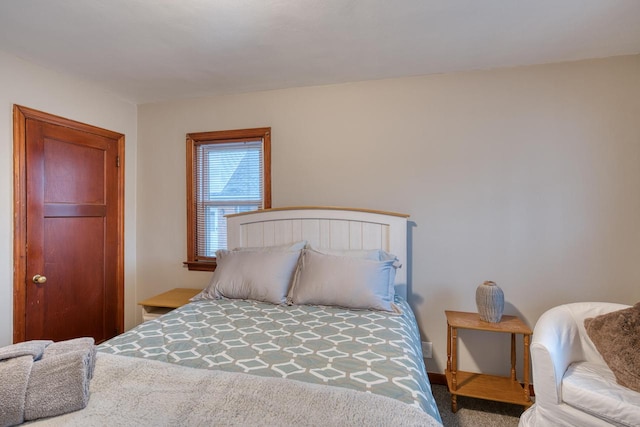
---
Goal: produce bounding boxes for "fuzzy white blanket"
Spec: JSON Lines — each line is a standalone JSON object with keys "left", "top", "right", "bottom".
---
{"left": 29, "top": 353, "right": 442, "bottom": 426}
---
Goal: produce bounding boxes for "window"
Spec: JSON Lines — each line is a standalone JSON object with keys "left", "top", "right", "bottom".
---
{"left": 185, "top": 127, "right": 271, "bottom": 271}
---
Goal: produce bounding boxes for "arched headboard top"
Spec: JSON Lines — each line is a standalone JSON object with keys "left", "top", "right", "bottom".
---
{"left": 226, "top": 206, "right": 410, "bottom": 219}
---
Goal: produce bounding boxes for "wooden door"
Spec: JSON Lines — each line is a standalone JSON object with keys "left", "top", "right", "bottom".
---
{"left": 13, "top": 105, "right": 124, "bottom": 343}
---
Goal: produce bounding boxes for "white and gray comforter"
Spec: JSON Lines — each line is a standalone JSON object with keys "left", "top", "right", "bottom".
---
{"left": 97, "top": 297, "right": 442, "bottom": 424}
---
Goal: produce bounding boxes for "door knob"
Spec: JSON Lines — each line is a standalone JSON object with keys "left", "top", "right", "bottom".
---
{"left": 32, "top": 274, "right": 47, "bottom": 284}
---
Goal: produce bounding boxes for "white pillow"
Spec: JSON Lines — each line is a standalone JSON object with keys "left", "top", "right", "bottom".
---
{"left": 192, "top": 249, "right": 302, "bottom": 305}
{"left": 288, "top": 248, "right": 400, "bottom": 313}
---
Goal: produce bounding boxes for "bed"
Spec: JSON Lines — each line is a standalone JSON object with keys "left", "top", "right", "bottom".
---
{"left": 32, "top": 207, "right": 442, "bottom": 426}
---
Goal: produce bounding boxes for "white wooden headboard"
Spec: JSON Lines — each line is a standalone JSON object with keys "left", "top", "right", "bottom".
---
{"left": 226, "top": 207, "right": 410, "bottom": 299}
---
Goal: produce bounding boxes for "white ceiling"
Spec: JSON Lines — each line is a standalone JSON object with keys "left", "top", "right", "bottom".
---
{"left": 1, "top": 0, "right": 639, "bottom": 104}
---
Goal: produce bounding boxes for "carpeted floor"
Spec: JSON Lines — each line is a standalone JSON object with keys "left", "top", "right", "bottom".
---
{"left": 431, "top": 384, "right": 526, "bottom": 427}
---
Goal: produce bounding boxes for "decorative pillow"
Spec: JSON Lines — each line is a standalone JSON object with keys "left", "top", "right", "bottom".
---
{"left": 288, "top": 248, "right": 400, "bottom": 313}
{"left": 584, "top": 302, "right": 640, "bottom": 393}
{"left": 192, "top": 249, "right": 302, "bottom": 305}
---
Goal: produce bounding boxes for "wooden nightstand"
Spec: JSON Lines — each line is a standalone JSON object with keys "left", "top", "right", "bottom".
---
{"left": 138, "top": 288, "right": 202, "bottom": 321}
{"left": 444, "top": 310, "right": 533, "bottom": 412}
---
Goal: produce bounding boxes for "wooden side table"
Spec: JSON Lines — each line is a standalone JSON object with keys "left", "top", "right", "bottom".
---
{"left": 444, "top": 310, "right": 533, "bottom": 412}
{"left": 138, "top": 288, "right": 202, "bottom": 321}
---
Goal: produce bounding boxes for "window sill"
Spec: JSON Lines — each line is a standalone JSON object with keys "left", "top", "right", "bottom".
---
{"left": 183, "top": 260, "right": 217, "bottom": 272}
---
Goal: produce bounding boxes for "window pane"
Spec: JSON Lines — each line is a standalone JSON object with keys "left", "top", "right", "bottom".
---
{"left": 204, "top": 143, "right": 262, "bottom": 201}
{"left": 195, "top": 140, "right": 264, "bottom": 257}
{"left": 200, "top": 204, "right": 259, "bottom": 257}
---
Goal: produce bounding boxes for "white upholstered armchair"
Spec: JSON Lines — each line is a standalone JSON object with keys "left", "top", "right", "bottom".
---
{"left": 519, "top": 302, "right": 639, "bottom": 427}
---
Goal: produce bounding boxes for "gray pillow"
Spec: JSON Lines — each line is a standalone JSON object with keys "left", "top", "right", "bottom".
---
{"left": 288, "top": 249, "right": 400, "bottom": 313}
{"left": 193, "top": 249, "right": 302, "bottom": 305}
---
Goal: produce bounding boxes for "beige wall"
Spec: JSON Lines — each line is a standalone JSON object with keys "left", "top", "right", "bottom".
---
{"left": 1, "top": 49, "right": 636, "bottom": 377}
{"left": 0, "top": 51, "right": 138, "bottom": 346}
{"left": 137, "top": 55, "right": 640, "bottom": 375}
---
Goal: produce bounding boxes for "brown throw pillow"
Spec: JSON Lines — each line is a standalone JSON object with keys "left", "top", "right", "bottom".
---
{"left": 584, "top": 302, "right": 640, "bottom": 393}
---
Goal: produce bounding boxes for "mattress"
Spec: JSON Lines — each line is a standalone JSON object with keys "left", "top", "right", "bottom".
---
{"left": 99, "top": 297, "right": 441, "bottom": 423}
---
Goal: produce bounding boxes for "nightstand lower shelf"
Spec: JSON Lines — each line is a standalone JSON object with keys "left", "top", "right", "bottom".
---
{"left": 445, "top": 369, "right": 532, "bottom": 407}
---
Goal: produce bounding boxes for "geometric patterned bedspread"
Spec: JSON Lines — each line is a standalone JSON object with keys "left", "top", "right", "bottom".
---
{"left": 98, "top": 297, "right": 441, "bottom": 423}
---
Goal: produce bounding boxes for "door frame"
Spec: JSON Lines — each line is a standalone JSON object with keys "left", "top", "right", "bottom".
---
{"left": 12, "top": 105, "right": 125, "bottom": 343}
